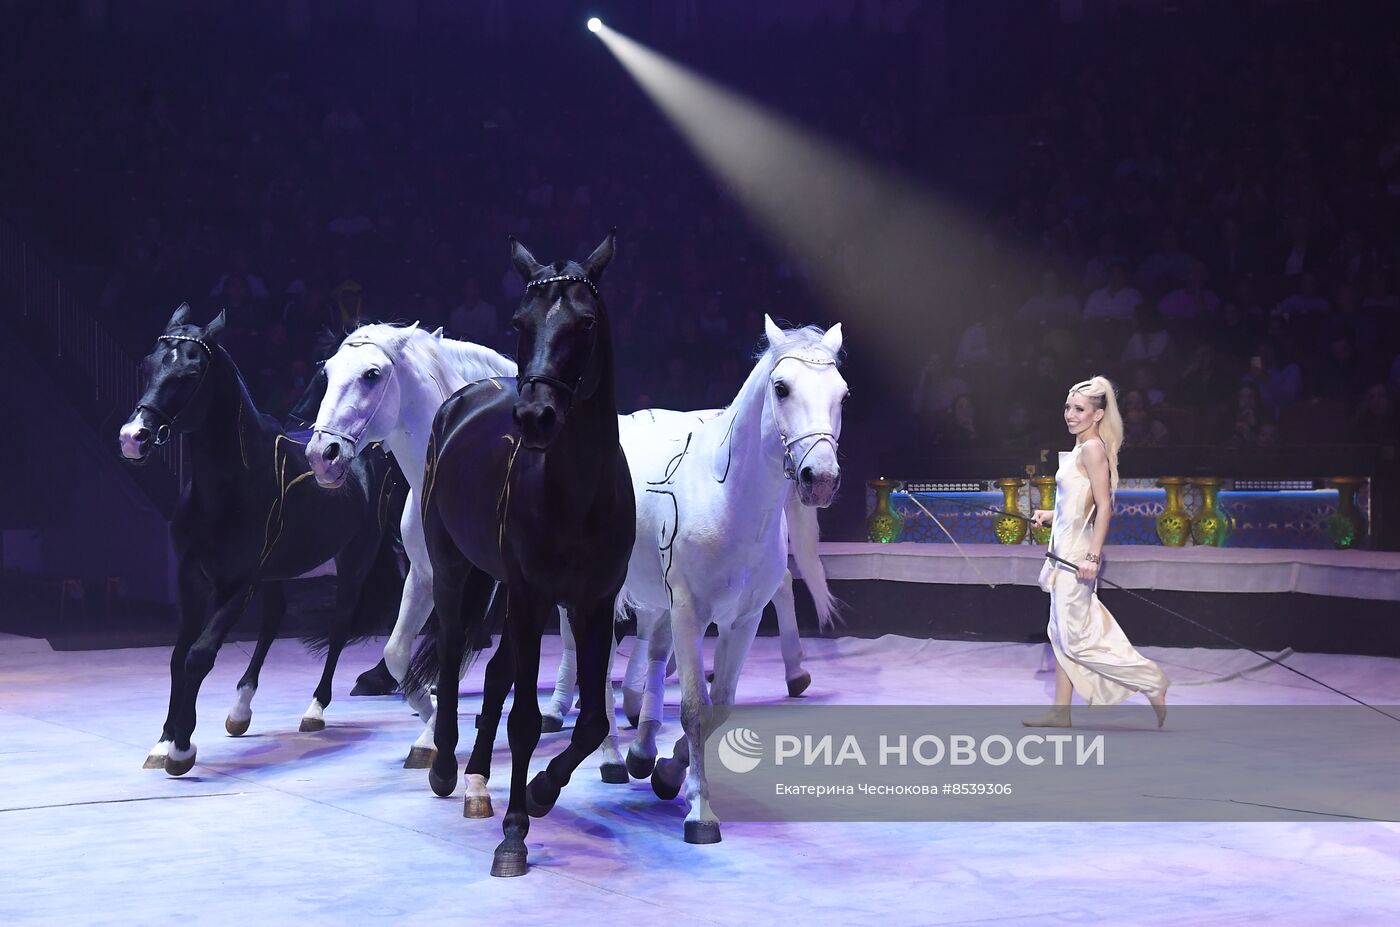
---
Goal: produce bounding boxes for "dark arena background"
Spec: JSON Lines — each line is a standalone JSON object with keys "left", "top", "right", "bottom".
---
{"left": 1, "top": 1, "right": 1398, "bottom": 923}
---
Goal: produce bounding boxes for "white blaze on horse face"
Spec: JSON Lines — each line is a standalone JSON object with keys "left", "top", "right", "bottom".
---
{"left": 119, "top": 411, "right": 153, "bottom": 459}
{"left": 545, "top": 296, "right": 565, "bottom": 322}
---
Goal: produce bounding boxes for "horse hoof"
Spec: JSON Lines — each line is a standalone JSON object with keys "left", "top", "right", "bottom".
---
{"left": 428, "top": 767, "right": 457, "bottom": 798}
{"left": 626, "top": 748, "right": 655, "bottom": 780}
{"left": 540, "top": 714, "right": 564, "bottom": 734}
{"left": 491, "top": 846, "right": 528, "bottom": 878}
{"left": 350, "top": 660, "right": 399, "bottom": 696}
{"left": 142, "top": 749, "right": 168, "bottom": 770}
{"left": 526, "top": 772, "right": 560, "bottom": 817}
{"left": 164, "top": 748, "right": 197, "bottom": 777}
{"left": 225, "top": 715, "right": 250, "bottom": 737}
{"left": 626, "top": 713, "right": 640, "bottom": 729}
{"left": 403, "top": 746, "right": 436, "bottom": 769}
{"left": 684, "top": 820, "right": 723, "bottom": 845}
{"left": 463, "top": 794, "right": 494, "bottom": 819}
{"left": 786, "top": 671, "right": 812, "bottom": 698}
{"left": 651, "top": 760, "right": 682, "bottom": 801}
{"left": 298, "top": 717, "right": 326, "bottom": 733}
{"left": 600, "top": 762, "right": 628, "bottom": 784}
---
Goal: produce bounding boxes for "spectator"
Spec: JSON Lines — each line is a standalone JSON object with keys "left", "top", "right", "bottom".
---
{"left": 1272, "top": 272, "right": 1331, "bottom": 319}
{"left": 1084, "top": 259, "right": 1142, "bottom": 322}
{"left": 1350, "top": 383, "right": 1399, "bottom": 443}
{"left": 1120, "top": 303, "right": 1174, "bottom": 365}
{"left": 1243, "top": 341, "right": 1303, "bottom": 417}
{"left": 1135, "top": 226, "right": 1196, "bottom": 293}
{"left": 1017, "top": 268, "right": 1079, "bottom": 324}
{"left": 1121, "top": 389, "right": 1169, "bottom": 447}
{"left": 1158, "top": 261, "right": 1221, "bottom": 321}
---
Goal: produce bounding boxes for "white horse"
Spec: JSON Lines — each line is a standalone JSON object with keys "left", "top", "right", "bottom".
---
{"left": 306, "top": 323, "right": 836, "bottom": 776}
{"left": 305, "top": 323, "right": 517, "bottom": 766}
{"left": 620, "top": 317, "right": 847, "bottom": 844}
{"left": 542, "top": 423, "right": 839, "bottom": 733}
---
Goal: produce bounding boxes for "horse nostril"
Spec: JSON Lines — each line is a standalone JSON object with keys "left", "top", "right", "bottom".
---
{"left": 537, "top": 407, "right": 556, "bottom": 430}
{"left": 323, "top": 442, "right": 340, "bottom": 462}
{"left": 800, "top": 466, "right": 815, "bottom": 485}
{"left": 134, "top": 427, "right": 151, "bottom": 442}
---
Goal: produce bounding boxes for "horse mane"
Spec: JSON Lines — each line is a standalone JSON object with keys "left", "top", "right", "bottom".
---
{"left": 344, "top": 322, "right": 517, "bottom": 393}
{"left": 213, "top": 343, "right": 279, "bottom": 431}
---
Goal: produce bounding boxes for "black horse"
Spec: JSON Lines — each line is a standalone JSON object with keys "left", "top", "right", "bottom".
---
{"left": 409, "top": 233, "right": 635, "bottom": 877}
{"left": 120, "top": 305, "right": 405, "bottom": 775}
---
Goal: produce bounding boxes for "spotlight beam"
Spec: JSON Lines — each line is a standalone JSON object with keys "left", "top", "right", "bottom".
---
{"left": 595, "top": 27, "right": 982, "bottom": 340}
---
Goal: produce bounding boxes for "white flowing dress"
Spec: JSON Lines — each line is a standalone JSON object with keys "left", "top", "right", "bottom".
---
{"left": 1037, "top": 440, "right": 1169, "bottom": 704}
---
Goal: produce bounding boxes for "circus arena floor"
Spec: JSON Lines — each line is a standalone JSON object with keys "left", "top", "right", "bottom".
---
{"left": 3, "top": 631, "right": 1399, "bottom": 926}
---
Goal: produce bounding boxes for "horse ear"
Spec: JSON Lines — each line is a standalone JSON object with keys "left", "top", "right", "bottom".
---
{"left": 582, "top": 229, "right": 616, "bottom": 282}
{"left": 204, "top": 309, "right": 227, "bottom": 340}
{"left": 764, "top": 314, "right": 787, "bottom": 349}
{"left": 509, "top": 237, "right": 543, "bottom": 283}
{"left": 820, "top": 323, "right": 843, "bottom": 354}
{"left": 168, "top": 302, "right": 191, "bottom": 328}
{"left": 430, "top": 327, "right": 444, "bottom": 340}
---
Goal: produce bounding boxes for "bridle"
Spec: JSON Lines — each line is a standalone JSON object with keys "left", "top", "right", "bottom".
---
{"left": 138, "top": 334, "right": 213, "bottom": 446}
{"left": 311, "top": 339, "right": 396, "bottom": 453}
{"left": 772, "top": 352, "right": 841, "bottom": 484}
{"left": 518, "top": 273, "right": 600, "bottom": 410}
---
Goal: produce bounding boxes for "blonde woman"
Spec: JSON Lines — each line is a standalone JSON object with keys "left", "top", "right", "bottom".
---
{"left": 1024, "top": 376, "right": 1169, "bottom": 728}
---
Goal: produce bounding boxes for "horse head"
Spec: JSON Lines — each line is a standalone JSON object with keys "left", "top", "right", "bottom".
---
{"left": 509, "top": 232, "right": 614, "bottom": 450}
{"left": 763, "top": 316, "right": 847, "bottom": 507}
{"left": 307, "top": 323, "right": 421, "bottom": 488}
{"left": 119, "top": 303, "right": 226, "bottom": 462}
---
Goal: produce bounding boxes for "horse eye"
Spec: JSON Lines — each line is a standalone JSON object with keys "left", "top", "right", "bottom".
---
{"left": 364, "top": 368, "right": 381, "bottom": 381}
{"left": 841, "top": 392, "right": 850, "bottom": 404}
{"left": 774, "top": 382, "right": 790, "bottom": 399}
{"left": 579, "top": 316, "right": 596, "bottom": 331}
{"left": 510, "top": 319, "right": 525, "bottom": 333}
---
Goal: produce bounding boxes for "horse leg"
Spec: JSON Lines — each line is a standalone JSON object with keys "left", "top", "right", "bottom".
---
{"left": 225, "top": 581, "right": 285, "bottom": 737}
{"left": 301, "top": 541, "right": 375, "bottom": 733}
{"left": 390, "top": 497, "right": 442, "bottom": 765}
{"left": 426, "top": 562, "right": 492, "bottom": 799}
{"left": 527, "top": 600, "right": 617, "bottom": 814}
{"left": 621, "top": 628, "right": 649, "bottom": 727}
{"left": 493, "top": 590, "right": 549, "bottom": 879}
{"left": 395, "top": 567, "right": 438, "bottom": 766}
{"left": 678, "top": 609, "right": 763, "bottom": 844}
{"left": 541, "top": 605, "right": 575, "bottom": 733}
{"left": 146, "top": 564, "right": 208, "bottom": 768}
{"left": 462, "top": 615, "right": 514, "bottom": 819}
{"left": 627, "top": 608, "right": 672, "bottom": 780}
{"left": 652, "top": 596, "right": 708, "bottom": 816}
{"left": 166, "top": 584, "right": 256, "bottom": 776}
{"left": 595, "top": 642, "right": 627, "bottom": 783}
{"left": 772, "top": 570, "right": 811, "bottom": 697}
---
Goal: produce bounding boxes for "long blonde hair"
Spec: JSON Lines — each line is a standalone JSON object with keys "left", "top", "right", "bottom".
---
{"left": 1070, "top": 375, "right": 1122, "bottom": 492}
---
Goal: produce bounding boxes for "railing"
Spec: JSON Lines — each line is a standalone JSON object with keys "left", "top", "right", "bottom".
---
{"left": 0, "top": 219, "right": 183, "bottom": 488}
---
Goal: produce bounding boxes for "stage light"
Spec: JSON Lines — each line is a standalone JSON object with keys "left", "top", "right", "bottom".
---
{"left": 587, "top": 17, "right": 603, "bottom": 33}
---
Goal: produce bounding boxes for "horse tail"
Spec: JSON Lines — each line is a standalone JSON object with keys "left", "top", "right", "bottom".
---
{"left": 785, "top": 493, "right": 841, "bottom": 632}
{"left": 303, "top": 454, "right": 409, "bottom": 654}
{"left": 403, "top": 582, "right": 505, "bottom": 694}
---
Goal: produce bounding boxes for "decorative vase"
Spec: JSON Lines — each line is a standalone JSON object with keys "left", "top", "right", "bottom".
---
{"left": 993, "top": 479, "right": 1028, "bottom": 545}
{"left": 1030, "top": 476, "right": 1056, "bottom": 546}
{"left": 1190, "top": 478, "right": 1231, "bottom": 547}
{"left": 866, "top": 478, "right": 904, "bottom": 544}
{"left": 1325, "top": 477, "right": 1366, "bottom": 549}
{"left": 1155, "top": 477, "right": 1192, "bottom": 546}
